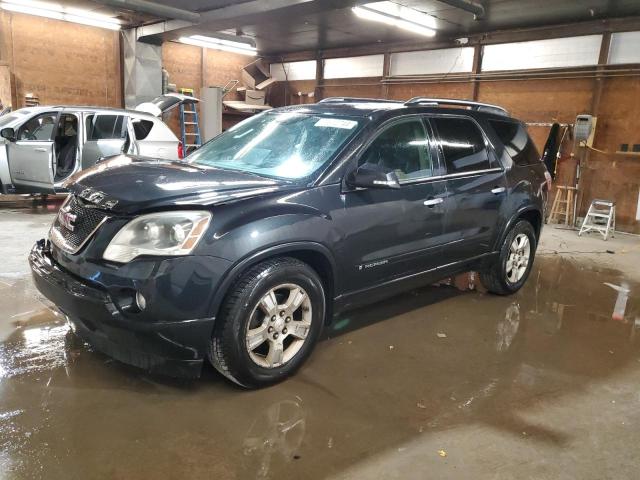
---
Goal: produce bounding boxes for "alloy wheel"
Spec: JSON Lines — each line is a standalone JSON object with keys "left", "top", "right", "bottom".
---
{"left": 506, "top": 233, "right": 531, "bottom": 283}
{"left": 245, "top": 283, "right": 312, "bottom": 368}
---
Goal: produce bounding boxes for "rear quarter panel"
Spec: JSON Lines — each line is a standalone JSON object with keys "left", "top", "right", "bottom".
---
{"left": 136, "top": 119, "right": 179, "bottom": 160}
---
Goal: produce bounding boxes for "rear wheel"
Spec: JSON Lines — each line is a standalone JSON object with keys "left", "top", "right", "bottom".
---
{"left": 209, "top": 257, "right": 325, "bottom": 388}
{"left": 481, "top": 220, "right": 537, "bottom": 295}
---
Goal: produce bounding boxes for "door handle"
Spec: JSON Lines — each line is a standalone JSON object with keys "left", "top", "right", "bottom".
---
{"left": 34, "top": 147, "right": 47, "bottom": 152}
{"left": 424, "top": 197, "right": 444, "bottom": 207}
{"left": 491, "top": 187, "right": 506, "bottom": 195}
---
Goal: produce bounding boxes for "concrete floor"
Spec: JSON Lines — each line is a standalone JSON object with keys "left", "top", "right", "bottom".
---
{"left": 1, "top": 199, "right": 639, "bottom": 479}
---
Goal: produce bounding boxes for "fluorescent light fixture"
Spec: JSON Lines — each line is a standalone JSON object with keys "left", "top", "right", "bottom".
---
{"left": 0, "top": 0, "right": 121, "bottom": 30}
{"left": 179, "top": 35, "right": 257, "bottom": 56}
{"left": 353, "top": 1, "right": 436, "bottom": 37}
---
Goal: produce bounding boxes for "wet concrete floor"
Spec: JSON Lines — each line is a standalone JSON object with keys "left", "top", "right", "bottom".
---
{"left": 1, "top": 204, "right": 639, "bottom": 479}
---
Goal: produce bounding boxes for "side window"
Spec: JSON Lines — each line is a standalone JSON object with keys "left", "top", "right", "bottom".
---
{"left": 359, "top": 119, "right": 433, "bottom": 181}
{"left": 489, "top": 120, "right": 540, "bottom": 166}
{"left": 56, "top": 114, "right": 78, "bottom": 139}
{"left": 432, "top": 117, "right": 491, "bottom": 174}
{"left": 17, "top": 112, "right": 58, "bottom": 141}
{"left": 86, "top": 115, "right": 127, "bottom": 141}
{"left": 132, "top": 118, "right": 154, "bottom": 140}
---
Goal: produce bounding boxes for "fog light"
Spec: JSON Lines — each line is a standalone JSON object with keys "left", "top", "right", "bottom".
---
{"left": 135, "top": 291, "right": 147, "bottom": 311}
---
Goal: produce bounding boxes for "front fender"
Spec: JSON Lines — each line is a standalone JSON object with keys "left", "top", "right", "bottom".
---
{"left": 207, "top": 240, "right": 337, "bottom": 325}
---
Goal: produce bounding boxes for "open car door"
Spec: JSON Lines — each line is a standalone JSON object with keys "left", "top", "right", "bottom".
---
{"left": 135, "top": 93, "right": 200, "bottom": 117}
{"left": 8, "top": 111, "right": 58, "bottom": 192}
{"left": 81, "top": 113, "right": 129, "bottom": 169}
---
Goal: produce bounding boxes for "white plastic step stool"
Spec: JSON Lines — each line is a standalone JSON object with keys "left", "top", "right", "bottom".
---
{"left": 578, "top": 199, "right": 616, "bottom": 240}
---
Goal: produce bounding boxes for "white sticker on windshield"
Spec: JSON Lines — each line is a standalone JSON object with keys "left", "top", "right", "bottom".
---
{"left": 314, "top": 118, "right": 358, "bottom": 130}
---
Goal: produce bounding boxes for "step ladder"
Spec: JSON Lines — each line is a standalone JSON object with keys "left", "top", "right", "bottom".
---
{"left": 579, "top": 199, "right": 616, "bottom": 240}
{"left": 548, "top": 185, "right": 577, "bottom": 226}
{"left": 179, "top": 88, "right": 202, "bottom": 154}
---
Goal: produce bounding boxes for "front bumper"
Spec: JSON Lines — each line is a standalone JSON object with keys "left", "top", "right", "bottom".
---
{"left": 29, "top": 240, "right": 218, "bottom": 378}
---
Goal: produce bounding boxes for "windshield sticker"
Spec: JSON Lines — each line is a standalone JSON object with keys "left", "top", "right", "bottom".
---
{"left": 314, "top": 118, "right": 358, "bottom": 130}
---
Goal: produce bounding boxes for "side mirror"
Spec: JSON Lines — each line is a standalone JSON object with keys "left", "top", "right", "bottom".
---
{"left": 346, "top": 164, "right": 401, "bottom": 189}
{"left": 0, "top": 127, "right": 15, "bottom": 141}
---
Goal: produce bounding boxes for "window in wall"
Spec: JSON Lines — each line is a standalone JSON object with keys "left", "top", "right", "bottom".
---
{"left": 482, "top": 35, "right": 602, "bottom": 71}
{"left": 608, "top": 31, "right": 640, "bottom": 64}
{"left": 324, "top": 55, "right": 384, "bottom": 79}
{"left": 359, "top": 119, "right": 433, "bottom": 181}
{"left": 270, "top": 60, "right": 317, "bottom": 81}
{"left": 432, "top": 117, "right": 491, "bottom": 174}
{"left": 390, "top": 47, "right": 475, "bottom": 76}
{"left": 489, "top": 120, "right": 540, "bottom": 166}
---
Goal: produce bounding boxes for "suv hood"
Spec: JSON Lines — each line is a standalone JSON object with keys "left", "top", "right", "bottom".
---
{"left": 67, "top": 155, "right": 294, "bottom": 214}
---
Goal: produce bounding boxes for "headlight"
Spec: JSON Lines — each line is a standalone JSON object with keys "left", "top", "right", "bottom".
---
{"left": 103, "top": 211, "right": 211, "bottom": 263}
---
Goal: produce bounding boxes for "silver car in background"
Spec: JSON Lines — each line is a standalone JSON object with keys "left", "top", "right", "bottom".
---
{"left": 0, "top": 94, "right": 193, "bottom": 194}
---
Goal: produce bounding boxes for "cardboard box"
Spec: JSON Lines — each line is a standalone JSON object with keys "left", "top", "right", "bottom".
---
{"left": 245, "top": 90, "right": 266, "bottom": 106}
{"left": 242, "top": 59, "right": 276, "bottom": 90}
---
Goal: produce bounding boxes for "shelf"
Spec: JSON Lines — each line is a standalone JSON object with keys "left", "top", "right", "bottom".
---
{"left": 615, "top": 151, "right": 640, "bottom": 157}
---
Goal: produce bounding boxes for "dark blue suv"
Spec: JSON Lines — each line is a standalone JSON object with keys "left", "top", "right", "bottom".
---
{"left": 29, "top": 97, "right": 549, "bottom": 388}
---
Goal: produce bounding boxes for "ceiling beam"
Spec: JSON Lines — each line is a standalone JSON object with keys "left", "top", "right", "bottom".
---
{"left": 269, "top": 16, "right": 640, "bottom": 62}
{"left": 94, "top": 0, "right": 201, "bottom": 22}
{"left": 137, "top": 0, "right": 361, "bottom": 41}
{"left": 437, "top": 0, "right": 485, "bottom": 20}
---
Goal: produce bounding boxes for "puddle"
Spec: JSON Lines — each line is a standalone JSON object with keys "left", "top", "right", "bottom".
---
{"left": 0, "top": 251, "right": 639, "bottom": 478}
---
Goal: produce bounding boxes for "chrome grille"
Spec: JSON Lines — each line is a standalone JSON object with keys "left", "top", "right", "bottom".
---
{"left": 50, "top": 195, "right": 109, "bottom": 254}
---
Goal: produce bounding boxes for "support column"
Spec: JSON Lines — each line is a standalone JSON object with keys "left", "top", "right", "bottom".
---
{"left": 471, "top": 44, "right": 482, "bottom": 101}
{"left": 0, "top": 11, "right": 15, "bottom": 108}
{"left": 314, "top": 55, "right": 324, "bottom": 101}
{"left": 122, "top": 28, "right": 163, "bottom": 109}
{"left": 381, "top": 52, "right": 391, "bottom": 99}
{"left": 576, "top": 32, "right": 611, "bottom": 223}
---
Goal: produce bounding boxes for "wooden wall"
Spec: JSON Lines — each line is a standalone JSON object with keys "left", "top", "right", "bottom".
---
{"left": 0, "top": 11, "right": 121, "bottom": 108}
{"left": 272, "top": 73, "right": 640, "bottom": 233}
{"left": 161, "top": 41, "right": 251, "bottom": 136}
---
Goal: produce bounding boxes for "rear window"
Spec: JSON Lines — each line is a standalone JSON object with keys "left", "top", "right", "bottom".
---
{"left": 432, "top": 116, "right": 492, "bottom": 174}
{"left": 132, "top": 118, "right": 154, "bottom": 140}
{"left": 86, "top": 115, "right": 127, "bottom": 141}
{"left": 489, "top": 120, "right": 540, "bottom": 166}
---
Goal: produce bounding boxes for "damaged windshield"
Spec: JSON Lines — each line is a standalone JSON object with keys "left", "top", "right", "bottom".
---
{"left": 188, "top": 112, "right": 364, "bottom": 180}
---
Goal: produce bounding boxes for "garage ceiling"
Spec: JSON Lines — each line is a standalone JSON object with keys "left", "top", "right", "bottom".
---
{"left": 52, "top": 1, "right": 640, "bottom": 53}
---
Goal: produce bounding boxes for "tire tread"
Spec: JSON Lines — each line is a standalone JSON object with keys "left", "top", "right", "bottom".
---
{"left": 209, "top": 257, "right": 317, "bottom": 388}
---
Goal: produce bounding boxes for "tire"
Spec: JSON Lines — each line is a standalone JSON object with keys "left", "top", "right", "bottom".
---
{"left": 481, "top": 220, "right": 537, "bottom": 295}
{"left": 209, "top": 257, "right": 325, "bottom": 388}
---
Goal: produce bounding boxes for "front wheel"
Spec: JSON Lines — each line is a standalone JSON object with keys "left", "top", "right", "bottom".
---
{"left": 481, "top": 220, "right": 537, "bottom": 295}
{"left": 209, "top": 257, "right": 325, "bottom": 388}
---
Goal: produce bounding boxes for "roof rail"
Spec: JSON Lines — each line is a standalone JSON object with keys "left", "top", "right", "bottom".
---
{"left": 318, "top": 97, "right": 402, "bottom": 104}
{"left": 404, "top": 97, "right": 510, "bottom": 116}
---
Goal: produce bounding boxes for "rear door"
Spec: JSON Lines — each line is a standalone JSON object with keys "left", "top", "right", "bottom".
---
{"left": 430, "top": 115, "right": 507, "bottom": 263}
{"left": 8, "top": 111, "right": 59, "bottom": 191}
{"left": 340, "top": 116, "right": 448, "bottom": 291}
{"left": 82, "top": 113, "right": 128, "bottom": 168}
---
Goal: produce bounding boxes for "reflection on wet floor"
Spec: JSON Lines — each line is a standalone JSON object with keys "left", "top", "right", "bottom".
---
{"left": 0, "top": 255, "right": 639, "bottom": 479}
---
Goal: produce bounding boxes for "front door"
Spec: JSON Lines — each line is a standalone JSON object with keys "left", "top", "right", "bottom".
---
{"left": 339, "top": 117, "right": 447, "bottom": 292}
{"left": 8, "top": 111, "right": 59, "bottom": 191}
{"left": 82, "top": 113, "right": 128, "bottom": 169}
{"left": 430, "top": 115, "right": 507, "bottom": 263}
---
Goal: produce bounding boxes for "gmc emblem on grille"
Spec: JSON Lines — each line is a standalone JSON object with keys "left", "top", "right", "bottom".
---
{"left": 57, "top": 206, "right": 77, "bottom": 232}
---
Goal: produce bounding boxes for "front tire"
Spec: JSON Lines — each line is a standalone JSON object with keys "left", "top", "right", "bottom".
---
{"left": 209, "top": 257, "right": 325, "bottom": 388}
{"left": 481, "top": 220, "right": 537, "bottom": 295}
